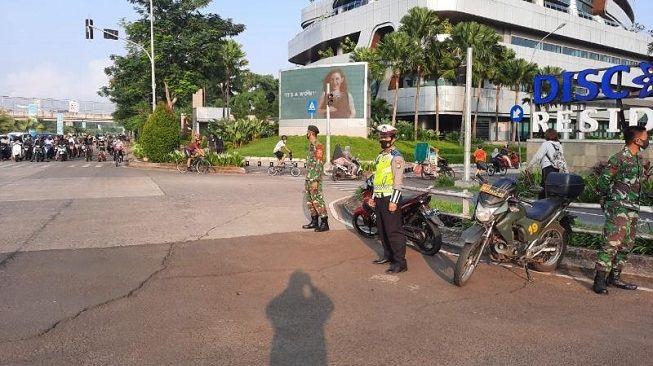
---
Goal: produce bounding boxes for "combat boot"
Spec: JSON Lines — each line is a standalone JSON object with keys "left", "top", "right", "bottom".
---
{"left": 315, "top": 216, "right": 330, "bottom": 232}
{"left": 608, "top": 269, "right": 638, "bottom": 290}
{"left": 302, "top": 215, "right": 318, "bottom": 229}
{"left": 592, "top": 270, "right": 609, "bottom": 295}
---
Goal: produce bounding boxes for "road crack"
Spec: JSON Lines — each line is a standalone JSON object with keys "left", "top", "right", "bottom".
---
{"left": 0, "top": 199, "right": 73, "bottom": 269}
{"left": 2, "top": 242, "right": 176, "bottom": 344}
{"left": 194, "top": 210, "right": 252, "bottom": 241}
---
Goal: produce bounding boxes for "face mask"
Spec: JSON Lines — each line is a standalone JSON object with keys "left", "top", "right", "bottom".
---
{"left": 637, "top": 139, "right": 649, "bottom": 151}
{"left": 380, "top": 140, "right": 392, "bottom": 149}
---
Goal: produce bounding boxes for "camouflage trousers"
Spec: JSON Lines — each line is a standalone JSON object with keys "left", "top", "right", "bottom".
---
{"left": 305, "top": 180, "right": 327, "bottom": 217}
{"left": 596, "top": 203, "right": 639, "bottom": 272}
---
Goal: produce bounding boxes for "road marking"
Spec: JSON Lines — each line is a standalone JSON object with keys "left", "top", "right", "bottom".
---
{"left": 69, "top": 165, "right": 76, "bottom": 168}
{"left": 82, "top": 164, "right": 90, "bottom": 168}
{"left": 95, "top": 164, "right": 102, "bottom": 168}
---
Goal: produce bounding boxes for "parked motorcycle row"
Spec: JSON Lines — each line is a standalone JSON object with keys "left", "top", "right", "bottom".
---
{"left": 0, "top": 133, "right": 126, "bottom": 166}
{"left": 352, "top": 172, "right": 585, "bottom": 287}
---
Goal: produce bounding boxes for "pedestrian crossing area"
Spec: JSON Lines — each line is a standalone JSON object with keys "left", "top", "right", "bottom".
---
{"left": 0, "top": 161, "right": 118, "bottom": 170}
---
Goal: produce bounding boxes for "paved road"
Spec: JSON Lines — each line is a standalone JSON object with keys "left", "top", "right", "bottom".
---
{"left": 0, "top": 160, "right": 652, "bottom": 365}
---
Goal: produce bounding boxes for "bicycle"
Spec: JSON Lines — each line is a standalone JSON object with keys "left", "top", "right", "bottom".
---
{"left": 177, "top": 155, "right": 211, "bottom": 174}
{"left": 113, "top": 149, "right": 124, "bottom": 166}
{"left": 268, "top": 162, "right": 301, "bottom": 177}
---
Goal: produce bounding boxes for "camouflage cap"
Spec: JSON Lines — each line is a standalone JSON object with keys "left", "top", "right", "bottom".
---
{"left": 307, "top": 125, "right": 320, "bottom": 134}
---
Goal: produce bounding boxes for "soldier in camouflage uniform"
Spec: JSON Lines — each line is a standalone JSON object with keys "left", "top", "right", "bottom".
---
{"left": 302, "top": 125, "right": 329, "bottom": 232}
{"left": 593, "top": 125, "right": 649, "bottom": 294}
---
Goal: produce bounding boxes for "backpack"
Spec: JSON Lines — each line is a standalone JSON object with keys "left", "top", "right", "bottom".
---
{"left": 546, "top": 142, "right": 567, "bottom": 173}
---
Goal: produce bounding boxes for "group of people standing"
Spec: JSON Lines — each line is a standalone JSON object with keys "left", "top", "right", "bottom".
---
{"left": 298, "top": 122, "right": 650, "bottom": 290}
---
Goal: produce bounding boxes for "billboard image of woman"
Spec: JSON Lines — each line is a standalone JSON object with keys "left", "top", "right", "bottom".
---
{"left": 317, "top": 68, "right": 356, "bottom": 119}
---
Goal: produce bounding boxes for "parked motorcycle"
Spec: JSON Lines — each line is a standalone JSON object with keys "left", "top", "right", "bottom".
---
{"left": 351, "top": 176, "right": 443, "bottom": 256}
{"left": 453, "top": 173, "right": 584, "bottom": 286}
{"left": 11, "top": 141, "right": 24, "bottom": 161}
{"left": 332, "top": 157, "right": 363, "bottom": 181}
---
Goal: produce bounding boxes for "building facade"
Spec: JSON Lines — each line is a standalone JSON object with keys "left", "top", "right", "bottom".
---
{"left": 287, "top": 0, "right": 651, "bottom": 140}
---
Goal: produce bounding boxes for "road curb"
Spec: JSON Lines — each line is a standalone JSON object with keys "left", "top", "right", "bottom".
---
{"left": 126, "top": 160, "right": 246, "bottom": 174}
{"left": 334, "top": 195, "right": 653, "bottom": 279}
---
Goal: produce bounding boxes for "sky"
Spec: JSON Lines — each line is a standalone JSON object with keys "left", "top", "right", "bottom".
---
{"left": 0, "top": 0, "right": 651, "bottom": 103}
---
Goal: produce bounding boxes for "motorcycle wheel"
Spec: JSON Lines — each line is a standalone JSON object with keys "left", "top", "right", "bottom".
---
{"left": 290, "top": 167, "right": 301, "bottom": 177}
{"left": 406, "top": 215, "right": 442, "bottom": 256}
{"left": 332, "top": 170, "right": 340, "bottom": 181}
{"left": 530, "top": 222, "right": 567, "bottom": 272}
{"left": 352, "top": 212, "right": 377, "bottom": 237}
{"left": 356, "top": 170, "right": 364, "bottom": 180}
{"left": 499, "top": 166, "right": 507, "bottom": 176}
{"left": 444, "top": 168, "right": 455, "bottom": 179}
{"left": 420, "top": 167, "right": 432, "bottom": 180}
{"left": 487, "top": 165, "right": 496, "bottom": 176}
{"left": 454, "top": 239, "right": 485, "bottom": 287}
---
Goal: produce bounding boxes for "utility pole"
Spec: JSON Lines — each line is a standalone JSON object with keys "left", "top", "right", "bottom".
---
{"left": 149, "top": 0, "right": 156, "bottom": 112}
{"left": 464, "top": 47, "right": 473, "bottom": 183}
{"left": 326, "top": 83, "right": 331, "bottom": 166}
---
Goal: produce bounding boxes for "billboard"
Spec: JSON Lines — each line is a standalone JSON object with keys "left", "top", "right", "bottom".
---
{"left": 280, "top": 62, "right": 368, "bottom": 121}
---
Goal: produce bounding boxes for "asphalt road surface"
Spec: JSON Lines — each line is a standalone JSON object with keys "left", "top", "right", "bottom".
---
{"left": 0, "top": 160, "right": 652, "bottom": 365}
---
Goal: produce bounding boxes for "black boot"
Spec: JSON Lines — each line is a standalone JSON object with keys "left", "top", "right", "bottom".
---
{"left": 302, "top": 215, "right": 318, "bottom": 230}
{"left": 592, "top": 270, "right": 609, "bottom": 295}
{"left": 315, "top": 216, "right": 330, "bottom": 232}
{"left": 608, "top": 269, "right": 638, "bottom": 290}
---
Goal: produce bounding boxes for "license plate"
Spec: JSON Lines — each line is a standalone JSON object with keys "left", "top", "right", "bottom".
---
{"left": 480, "top": 184, "right": 507, "bottom": 198}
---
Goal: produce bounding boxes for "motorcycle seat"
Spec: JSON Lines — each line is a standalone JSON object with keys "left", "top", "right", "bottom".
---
{"left": 524, "top": 198, "right": 562, "bottom": 222}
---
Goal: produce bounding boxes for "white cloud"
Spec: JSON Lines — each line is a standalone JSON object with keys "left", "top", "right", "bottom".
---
{"left": 1, "top": 59, "right": 112, "bottom": 102}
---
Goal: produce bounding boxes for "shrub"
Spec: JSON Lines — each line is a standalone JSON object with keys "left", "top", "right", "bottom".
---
{"left": 132, "top": 143, "right": 146, "bottom": 160}
{"left": 435, "top": 174, "right": 455, "bottom": 188}
{"left": 140, "top": 104, "right": 180, "bottom": 163}
{"left": 443, "top": 131, "right": 460, "bottom": 143}
{"left": 205, "top": 152, "right": 244, "bottom": 167}
{"left": 209, "top": 119, "right": 266, "bottom": 148}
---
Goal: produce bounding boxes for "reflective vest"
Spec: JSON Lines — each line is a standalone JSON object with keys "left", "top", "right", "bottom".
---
{"left": 374, "top": 152, "right": 395, "bottom": 195}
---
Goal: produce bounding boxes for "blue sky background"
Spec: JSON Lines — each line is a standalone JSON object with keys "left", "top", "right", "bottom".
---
{"left": 0, "top": 0, "right": 651, "bottom": 102}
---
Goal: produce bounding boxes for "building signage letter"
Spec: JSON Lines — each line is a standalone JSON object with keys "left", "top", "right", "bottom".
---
{"left": 533, "top": 75, "right": 558, "bottom": 104}
{"left": 576, "top": 69, "right": 600, "bottom": 102}
{"left": 579, "top": 109, "right": 599, "bottom": 132}
{"left": 601, "top": 65, "right": 630, "bottom": 99}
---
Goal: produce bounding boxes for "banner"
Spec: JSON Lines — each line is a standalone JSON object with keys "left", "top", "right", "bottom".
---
{"left": 280, "top": 63, "right": 367, "bottom": 120}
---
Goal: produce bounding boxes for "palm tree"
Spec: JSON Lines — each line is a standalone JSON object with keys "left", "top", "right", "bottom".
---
{"left": 452, "top": 22, "right": 503, "bottom": 139}
{"left": 502, "top": 58, "right": 539, "bottom": 141}
{"left": 377, "top": 31, "right": 411, "bottom": 125}
{"left": 399, "top": 7, "right": 446, "bottom": 140}
{"left": 424, "top": 28, "right": 457, "bottom": 135}
{"left": 221, "top": 40, "right": 249, "bottom": 120}
{"left": 351, "top": 47, "right": 385, "bottom": 123}
{"left": 488, "top": 47, "right": 516, "bottom": 141}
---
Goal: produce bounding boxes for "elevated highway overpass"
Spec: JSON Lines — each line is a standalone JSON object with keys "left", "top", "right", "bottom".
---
{"left": 0, "top": 96, "right": 115, "bottom": 123}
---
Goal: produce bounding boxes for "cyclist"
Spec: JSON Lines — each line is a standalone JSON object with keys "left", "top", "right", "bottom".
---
{"left": 273, "top": 135, "right": 291, "bottom": 166}
{"left": 113, "top": 137, "right": 125, "bottom": 162}
{"left": 185, "top": 136, "right": 204, "bottom": 171}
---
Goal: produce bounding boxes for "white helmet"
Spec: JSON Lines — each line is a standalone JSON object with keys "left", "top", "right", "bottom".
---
{"left": 377, "top": 124, "right": 398, "bottom": 138}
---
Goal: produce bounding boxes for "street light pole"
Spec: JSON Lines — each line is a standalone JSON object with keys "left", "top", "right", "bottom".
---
{"left": 464, "top": 47, "right": 473, "bottom": 183}
{"left": 149, "top": 0, "right": 156, "bottom": 112}
{"left": 528, "top": 22, "right": 566, "bottom": 139}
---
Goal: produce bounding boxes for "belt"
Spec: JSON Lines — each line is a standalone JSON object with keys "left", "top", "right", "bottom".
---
{"left": 374, "top": 193, "right": 391, "bottom": 198}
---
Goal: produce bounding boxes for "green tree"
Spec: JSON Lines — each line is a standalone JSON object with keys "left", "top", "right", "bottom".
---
{"left": 350, "top": 46, "right": 385, "bottom": 97}
{"left": 377, "top": 31, "right": 411, "bottom": 125}
{"left": 140, "top": 103, "right": 180, "bottom": 162}
{"left": 502, "top": 58, "right": 539, "bottom": 141}
{"left": 101, "top": 0, "right": 244, "bottom": 129}
{"left": 0, "top": 112, "right": 16, "bottom": 133}
{"left": 452, "top": 21, "right": 503, "bottom": 139}
{"left": 221, "top": 40, "right": 249, "bottom": 119}
{"left": 424, "top": 31, "right": 457, "bottom": 134}
{"left": 488, "top": 46, "right": 516, "bottom": 140}
{"left": 400, "top": 7, "right": 446, "bottom": 140}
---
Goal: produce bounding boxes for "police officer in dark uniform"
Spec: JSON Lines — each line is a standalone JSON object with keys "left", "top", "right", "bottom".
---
{"left": 368, "top": 124, "right": 407, "bottom": 273}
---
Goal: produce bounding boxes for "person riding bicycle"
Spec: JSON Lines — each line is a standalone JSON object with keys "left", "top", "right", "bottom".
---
{"left": 113, "top": 138, "right": 125, "bottom": 160}
{"left": 273, "top": 135, "right": 291, "bottom": 166}
{"left": 185, "top": 136, "right": 204, "bottom": 171}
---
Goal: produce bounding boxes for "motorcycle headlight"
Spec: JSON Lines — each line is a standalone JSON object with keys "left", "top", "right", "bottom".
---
{"left": 475, "top": 203, "right": 498, "bottom": 223}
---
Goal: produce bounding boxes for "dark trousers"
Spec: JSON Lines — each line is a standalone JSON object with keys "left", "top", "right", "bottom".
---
{"left": 374, "top": 196, "right": 407, "bottom": 267}
{"left": 539, "top": 166, "right": 559, "bottom": 199}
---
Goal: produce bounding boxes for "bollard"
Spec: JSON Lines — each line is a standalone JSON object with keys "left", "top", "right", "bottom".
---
{"left": 269, "top": 162, "right": 274, "bottom": 167}
{"left": 462, "top": 189, "right": 470, "bottom": 218}
{"left": 245, "top": 160, "right": 250, "bottom": 166}
{"left": 257, "top": 161, "right": 261, "bottom": 167}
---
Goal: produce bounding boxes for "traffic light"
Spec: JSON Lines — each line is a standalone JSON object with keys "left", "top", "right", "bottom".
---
{"left": 327, "top": 93, "right": 334, "bottom": 106}
{"left": 103, "top": 29, "right": 119, "bottom": 40}
{"left": 85, "top": 19, "right": 94, "bottom": 39}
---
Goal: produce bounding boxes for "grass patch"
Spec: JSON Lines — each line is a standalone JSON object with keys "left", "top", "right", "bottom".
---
{"left": 429, "top": 199, "right": 464, "bottom": 214}
{"left": 232, "top": 135, "right": 525, "bottom": 164}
